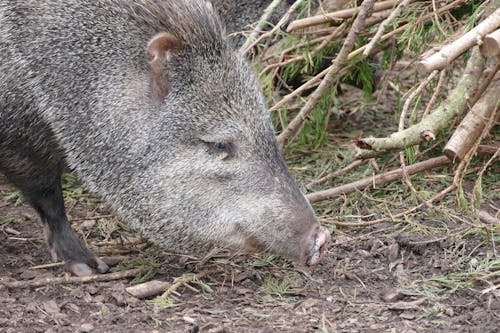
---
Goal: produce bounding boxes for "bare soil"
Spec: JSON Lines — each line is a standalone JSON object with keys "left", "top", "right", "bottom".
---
{"left": 1, "top": 173, "right": 498, "bottom": 333}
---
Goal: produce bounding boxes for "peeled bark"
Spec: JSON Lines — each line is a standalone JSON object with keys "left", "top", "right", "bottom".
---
{"left": 480, "top": 29, "right": 500, "bottom": 57}
{"left": 444, "top": 79, "right": 500, "bottom": 162}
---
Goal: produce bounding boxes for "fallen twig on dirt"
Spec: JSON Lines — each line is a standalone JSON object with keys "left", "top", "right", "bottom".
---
{"left": 308, "top": 159, "right": 369, "bottom": 186}
{"left": 160, "top": 269, "right": 222, "bottom": 299}
{"left": 277, "top": 0, "right": 375, "bottom": 147}
{"left": 356, "top": 47, "right": 485, "bottom": 159}
{"left": 31, "top": 262, "right": 64, "bottom": 270}
{"left": 479, "top": 210, "right": 500, "bottom": 225}
{"left": 1, "top": 268, "right": 141, "bottom": 289}
{"left": 307, "top": 156, "right": 450, "bottom": 203}
{"left": 126, "top": 280, "right": 171, "bottom": 299}
{"left": 387, "top": 297, "right": 426, "bottom": 310}
{"left": 417, "top": 6, "right": 500, "bottom": 74}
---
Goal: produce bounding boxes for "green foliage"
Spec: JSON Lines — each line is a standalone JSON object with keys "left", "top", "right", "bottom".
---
{"left": 3, "top": 190, "right": 23, "bottom": 206}
{"left": 342, "top": 57, "right": 374, "bottom": 100}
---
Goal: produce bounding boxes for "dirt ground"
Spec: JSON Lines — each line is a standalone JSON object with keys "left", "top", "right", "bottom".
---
{"left": 0, "top": 169, "right": 498, "bottom": 333}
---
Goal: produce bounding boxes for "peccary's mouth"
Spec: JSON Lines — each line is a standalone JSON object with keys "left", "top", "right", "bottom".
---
{"left": 306, "top": 226, "right": 331, "bottom": 266}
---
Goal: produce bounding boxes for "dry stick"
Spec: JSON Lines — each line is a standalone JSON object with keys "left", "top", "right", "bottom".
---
{"left": 126, "top": 280, "right": 171, "bottom": 299}
{"left": 363, "top": 0, "right": 414, "bottom": 57}
{"left": 473, "top": 148, "right": 500, "bottom": 211}
{"left": 444, "top": 78, "right": 500, "bottom": 162}
{"left": 243, "top": 0, "right": 306, "bottom": 54}
{"left": 287, "top": 0, "right": 396, "bottom": 32}
{"left": 1, "top": 268, "right": 141, "bottom": 289}
{"left": 160, "top": 269, "right": 221, "bottom": 299}
{"left": 480, "top": 29, "right": 500, "bottom": 57}
{"left": 307, "top": 155, "right": 450, "bottom": 203}
{"left": 277, "top": 0, "right": 376, "bottom": 148}
{"left": 479, "top": 209, "right": 500, "bottom": 225}
{"left": 355, "top": 47, "right": 485, "bottom": 159}
{"left": 398, "top": 70, "right": 439, "bottom": 204}
{"left": 423, "top": 69, "right": 446, "bottom": 117}
{"left": 417, "top": 6, "right": 500, "bottom": 74}
{"left": 308, "top": 159, "right": 369, "bottom": 186}
{"left": 432, "top": 0, "right": 447, "bottom": 37}
{"left": 240, "top": 0, "right": 284, "bottom": 52}
{"left": 470, "top": 57, "right": 500, "bottom": 106}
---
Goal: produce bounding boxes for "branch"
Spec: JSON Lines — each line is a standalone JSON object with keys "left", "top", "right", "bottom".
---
{"left": 277, "top": 0, "right": 376, "bottom": 147}
{"left": 243, "top": 0, "right": 306, "bottom": 54}
{"left": 307, "top": 156, "right": 450, "bottom": 203}
{"left": 356, "top": 47, "right": 485, "bottom": 159}
{"left": 1, "top": 269, "right": 141, "bottom": 289}
{"left": 480, "top": 28, "right": 500, "bottom": 57}
{"left": 417, "top": 6, "right": 500, "bottom": 74}
{"left": 444, "top": 79, "right": 500, "bottom": 162}
{"left": 240, "top": 0, "right": 284, "bottom": 52}
{"left": 363, "top": 0, "right": 414, "bottom": 57}
{"left": 287, "top": 0, "right": 396, "bottom": 32}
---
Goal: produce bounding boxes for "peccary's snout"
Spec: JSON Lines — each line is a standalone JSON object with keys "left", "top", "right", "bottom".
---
{"left": 301, "top": 223, "right": 331, "bottom": 266}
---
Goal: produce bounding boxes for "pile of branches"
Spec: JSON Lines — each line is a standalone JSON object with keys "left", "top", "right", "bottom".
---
{"left": 242, "top": 0, "right": 500, "bottom": 223}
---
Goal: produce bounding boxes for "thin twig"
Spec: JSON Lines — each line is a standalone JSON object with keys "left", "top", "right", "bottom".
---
{"left": 241, "top": 0, "right": 284, "bottom": 52}
{"left": 308, "top": 159, "right": 369, "bottom": 186}
{"left": 160, "top": 269, "right": 222, "bottom": 298}
{"left": 243, "top": 0, "right": 306, "bottom": 54}
{"left": 399, "top": 70, "right": 439, "bottom": 205}
{"left": 423, "top": 69, "right": 447, "bottom": 117}
{"left": 1, "top": 269, "right": 141, "bottom": 289}
{"left": 363, "top": 0, "right": 414, "bottom": 57}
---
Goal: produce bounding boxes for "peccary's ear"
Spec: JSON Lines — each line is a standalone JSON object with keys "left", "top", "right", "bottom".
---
{"left": 146, "top": 32, "right": 181, "bottom": 101}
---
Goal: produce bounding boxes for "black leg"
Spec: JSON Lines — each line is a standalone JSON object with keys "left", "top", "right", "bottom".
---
{"left": 24, "top": 178, "right": 108, "bottom": 276}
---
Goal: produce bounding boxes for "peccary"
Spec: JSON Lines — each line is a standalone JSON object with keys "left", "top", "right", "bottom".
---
{"left": 0, "top": 0, "right": 330, "bottom": 276}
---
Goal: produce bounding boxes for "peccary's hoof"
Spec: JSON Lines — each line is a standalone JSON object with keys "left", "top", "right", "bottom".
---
{"left": 68, "top": 257, "right": 109, "bottom": 276}
{"left": 306, "top": 226, "right": 331, "bottom": 266}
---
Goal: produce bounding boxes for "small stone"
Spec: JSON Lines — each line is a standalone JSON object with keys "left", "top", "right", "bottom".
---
{"left": 387, "top": 243, "right": 399, "bottom": 263}
{"left": 326, "top": 296, "right": 334, "bottom": 302}
{"left": 44, "top": 300, "right": 60, "bottom": 315}
{"left": 469, "top": 258, "right": 479, "bottom": 268}
{"left": 400, "top": 313, "right": 415, "bottom": 320}
{"left": 80, "top": 220, "right": 96, "bottom": 230}
{"left": 382, "top": 288, "right": 403, "bottom": 302}
{"left": 19, "top": 270, "right": 37, "bottom": 280}
{"left": 80, "top": 323, "right": 94, "bottom": 332}
{"left": 296, "top": 298, "right": 318, "bottom": 310}
{"left": 445, "top": 307, "right": 454, "bottom": 316}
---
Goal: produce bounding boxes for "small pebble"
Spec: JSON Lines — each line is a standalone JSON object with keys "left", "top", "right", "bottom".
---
{"left": 80, "top": 323, "right": 94, "bottom": 333}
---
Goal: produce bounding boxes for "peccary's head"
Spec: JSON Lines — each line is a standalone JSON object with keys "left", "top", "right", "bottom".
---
{"left": 127, "top": 1, "right": 330, "bottom": 265}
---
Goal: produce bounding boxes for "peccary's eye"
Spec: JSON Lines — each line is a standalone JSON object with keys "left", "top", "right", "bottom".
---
{"left": 203, "top": 141, "right": 235, "bottom": 160}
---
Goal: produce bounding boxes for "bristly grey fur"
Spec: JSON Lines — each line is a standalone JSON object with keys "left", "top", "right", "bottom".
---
{"left": 0, "top": 0, "right": 323, "bottom": 266}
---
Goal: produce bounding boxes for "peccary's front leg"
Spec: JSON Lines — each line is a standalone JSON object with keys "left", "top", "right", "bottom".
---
{"left": 23, "top": 179, "right": 109, "bottom": 276}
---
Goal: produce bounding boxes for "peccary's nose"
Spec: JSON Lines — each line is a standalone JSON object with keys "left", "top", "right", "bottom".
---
{"left": 301, "top": 223, "right": 331, "bottom": 266}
